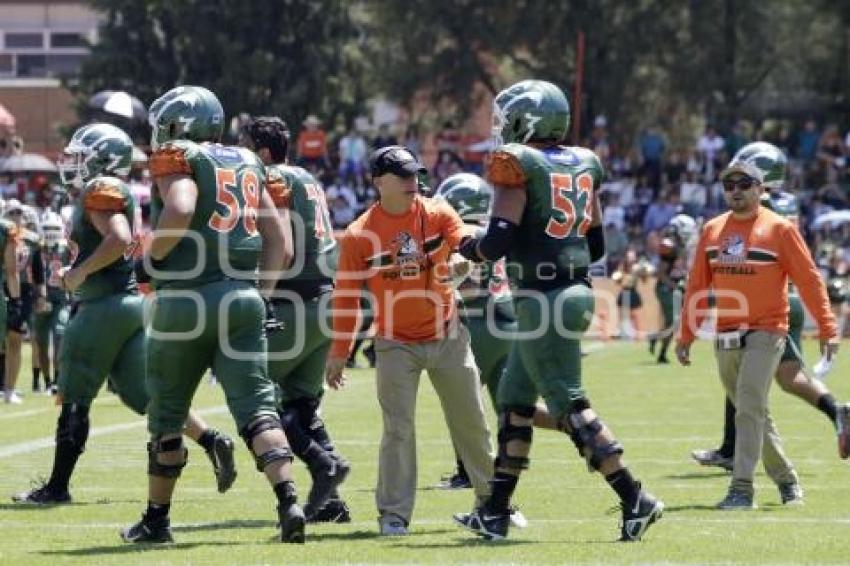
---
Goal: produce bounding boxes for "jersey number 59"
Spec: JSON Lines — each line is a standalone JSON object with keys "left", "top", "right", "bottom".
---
{"left": 544, "top": 172, "right": 593, "bottom": 239}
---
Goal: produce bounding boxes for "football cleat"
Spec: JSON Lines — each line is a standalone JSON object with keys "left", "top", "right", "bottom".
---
{"left": 691, "top": 448, "right": 734, "bottom": 471}
{"left": 12, "top": 482, "right": 71, "bottom": 505}
{"left": 304, "top": 458, "right": 350, "bottom": 520}
{"left": 453, "top": 506, "right": 510, "bottom": 541}
{"left": 205, "top": 430, "right": 237, "bottom": 493}
{"left": 307, "top": 498, "right": 352, "bottom": 523}
{"left": 619, "top": 490, "right": 664, "bottom": 541}
{"left": 278, "top": 502, "right": 307, "bottom": 543}
{"left": 836, "top": 403, "right": 850, "bottom": 459}
{"left": 437, "top": 470, "right": 472, "bottom": 490}
{"left": 120, "top": 514, "right": 174, "bottom": 543}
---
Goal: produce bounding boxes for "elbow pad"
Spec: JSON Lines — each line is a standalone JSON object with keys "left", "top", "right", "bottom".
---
{"left": 459, "top": 217, "right": 517, "bottom": 263}
{"left": 586, "top": 225, "right": 605, "bottom": 262}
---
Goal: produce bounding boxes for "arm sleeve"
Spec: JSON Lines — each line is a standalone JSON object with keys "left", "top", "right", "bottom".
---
{"left": 266, "top": 172, "right": 293, "bottom": 208}
{"left": 779, "top": 223, "right": 838, "bottom": 339}
{"left": 83, "top": 180, "right": 126, "bottom": 212}
{"left": 678, "top": 231, "right": 712, "bottom": 345}
{"left": 486, "top": 151, "right": 527, "bottom": 189}
{"left": 329, "top": 231, "right": 365, "bottom": 359}
{"left": 149, "top": 146, "right": 192, "bottom": 178}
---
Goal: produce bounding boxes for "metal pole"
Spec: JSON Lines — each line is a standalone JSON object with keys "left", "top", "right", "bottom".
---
{"left": 572, "top": 30, "right": 585, "bottom": 145}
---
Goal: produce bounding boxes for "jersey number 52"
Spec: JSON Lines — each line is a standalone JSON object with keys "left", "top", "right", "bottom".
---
{"left": 544, "top": 172, "right": 593, "bottom": 239}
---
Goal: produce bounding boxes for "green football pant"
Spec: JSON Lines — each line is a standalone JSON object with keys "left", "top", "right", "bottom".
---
{"left": 465, "top": 315, "right": 517, "bottom": 406}
{"left": 58, "top": 293, "right": 148, "bottom": 414}
{"left": 146, "top": 280, "right": 276, "bottom": 435}
{"left": 781, "top": 292, "right": 804, "bottom": 363}
{"left": 267, "top": 294, "right": 331, "bottom": 404}
{"left": 497, "top": 284, "right": 595, "bottom": 420}
{"left": 33, "top": 301, "right": 69, "bottom": 349}
{"left": 655, "top": 282, "right": 676, "bottom": 332}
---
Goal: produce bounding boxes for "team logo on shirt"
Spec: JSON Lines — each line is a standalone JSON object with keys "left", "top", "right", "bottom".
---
{"left": 719, "top": 234, "right": 746, "bottom": 264}
{"left": 391, "top": 231, "right": 426, "bottom": 278}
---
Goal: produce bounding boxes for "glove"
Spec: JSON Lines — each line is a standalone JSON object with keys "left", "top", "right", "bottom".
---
{"left": 263, "top": 297, "right": 284, "bottom": 333}
{"left": 7, "top": 297, "right": 23, "bottom": 329}
{"left": 134, "top": 258, "right": 151, "bottom": 284}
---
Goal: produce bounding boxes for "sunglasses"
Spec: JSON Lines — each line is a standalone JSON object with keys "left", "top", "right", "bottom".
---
{"left": 722, "top": 176, "right": 757, "bottom": 192}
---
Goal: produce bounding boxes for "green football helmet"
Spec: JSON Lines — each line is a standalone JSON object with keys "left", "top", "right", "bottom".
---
{"left": 723, "top": 141, "right": 788, "bottom": 190}
{"left": 41, "top": 211, "right": 64, "bottom": 247}
{"left": 148, "top": 85, "right": 224, "bottom": 150}
{"left": 492, "top": 79, "right": 570, "bottom": 145}
{"left": 665, "top": 213, "right": 697, "bottom": 247}
{"left": 434, "top": 173, "right": 493, "bottom": 224}
{"left": 58, "top": 122, "right": 133, "bottom": 190}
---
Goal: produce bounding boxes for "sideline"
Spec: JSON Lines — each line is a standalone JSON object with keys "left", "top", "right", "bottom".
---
{"left": 0, "top": 405, "right": 229, "bottom": 460}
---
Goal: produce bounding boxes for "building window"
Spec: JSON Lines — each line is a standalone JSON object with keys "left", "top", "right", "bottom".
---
{"left": 46, "top": 54, "right": 87, "bottom": 76}
{"left": 17, "top": 54, "right": 46, "bottom": 77}
{"left": 5, "top": 32, "right": 44, "bottom": 49}
{"left": 50, "top": 32, "right": 87, "bottom": 49}
{"left": 0, "top": 53, "right": 12, "bottom": 75}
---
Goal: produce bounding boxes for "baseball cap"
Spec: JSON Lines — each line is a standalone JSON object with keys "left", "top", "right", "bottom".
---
{"left": 370, "top": 145, "right": 426, "bottom": 178}
{"left": 720, "top": 161, "right": 763, "bottom": 184}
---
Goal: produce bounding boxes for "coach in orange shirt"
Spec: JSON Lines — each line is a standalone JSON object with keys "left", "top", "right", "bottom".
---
{"left": 676, "top": 154, "right": 839, "bottom": 510}
{"left": 324, "top": 146, "right": 493, "bottom": 535}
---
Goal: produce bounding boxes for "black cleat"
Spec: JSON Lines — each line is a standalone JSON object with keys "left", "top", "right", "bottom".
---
{"left": 278, "top": 502, "right": 306, "bottom": 543}
{"left": 619, "top": 490, "right": 664, "bottom": 541}
{"left": 205, "top": 430, "right": 237, "bottom": 493}
{"left": 437, "top": 470, "right": 472, "bottom": 490}
{"left": 453, "top": 506, "right": 510, "bottom": 541}
{"left": 12, "top": 482, "right": 71, "bottom": 505}
{"left": 308, "top": 498, "right": 352, "bottom": 523}
{"left": 120, "top": 514, "right": 174, "bottom": 543}
{"left": 304, "top": 458, "right": 350, "bottom": 520}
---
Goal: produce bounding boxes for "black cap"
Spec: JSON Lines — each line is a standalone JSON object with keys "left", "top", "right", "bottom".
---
{"left": 370, "top": 145, "right": 426, "bottom": 178}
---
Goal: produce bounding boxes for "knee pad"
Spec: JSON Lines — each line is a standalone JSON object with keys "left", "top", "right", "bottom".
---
{"left": 562, "top": 399, "right": 623, "bottom": 471}
{"left": 495, "top": 405, "right": 535, "bottom": 471}
{"left": 147, "top": 435, "right": 188, "bottom": 478}
{"left": 256, "top": 446, "right": 295, "bottom": 472}
{"left": 56, "top": 403, "right": 90, "bottom": 454}
{"left": 240, "top": 414, "right": 284, "bottom": 450}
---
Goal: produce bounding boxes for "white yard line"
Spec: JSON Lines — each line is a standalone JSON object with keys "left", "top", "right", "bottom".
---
{"left": 0, "top": 407, "right": 53, "bottom": 420}
{"left": 0, "top": 405, "right": 229, "bottom": 459}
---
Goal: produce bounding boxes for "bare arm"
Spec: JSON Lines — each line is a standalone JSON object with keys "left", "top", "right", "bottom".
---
{"left": 150, "top": 174, "right": 198, "bottom": 260}
{"left": 491, "top": 185, "right": 527, "bottom": 224}
{"left": 4, "top": 240, "right": 19, "bottom": 299}
{"left": 256, "top": 189, "right": 289, "bottom": 297}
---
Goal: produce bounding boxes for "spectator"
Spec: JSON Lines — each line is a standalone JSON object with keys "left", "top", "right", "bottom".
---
{"left": 638, "top": 126, "right": 666, "bottom": 192}
{"left": 329, "top": 195, "right": 357, "bottom": 229}
{"left": 0, "top": 172, "right": 15, "bottom": 199}
{"left": 590, "top": 115, "right": 611, "bottom": 166}
{"left": 817, "top": 124, "right": 847, "bottom": 185}
{"left": 338, "top": 126, "right": 368, "bottom": 188}
{"left": 680, "top": 170, "right": 707, "bottom": 216}
{"left": 432, "top": 150, "right": 463, "bottom": 187}
{"left": 402, "top": 125, "right": 421, "bottom": 157}
{"left": 435, "top": 120, "right": 462, "bottom": 154}
{"left": 460, "top": 129, "right": 487, "bottom": 176}
{"left": 604, "top": 221, "right": 629, "bottom": 271}
{"left": 372, "top": 123, "right": 398, "bottom": 150}
{"left": 602, "top": 192, "right": 626, "bottom": 231}
{"left": 696, "top": 125, "right": 725, "bottom": 182}
{"left": 664, "top": 150, "right": 687, "bottom": 185}
{"left": 725, "top": 120, "right": 749, "bottom": 160}
{"left": 296, "top": 114, "right": 329, "bottom": 174}
{"left": 643, "top": 189, "right": 679, "bottom": 234}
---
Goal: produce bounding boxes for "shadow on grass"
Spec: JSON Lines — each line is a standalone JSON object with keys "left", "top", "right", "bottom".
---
{"left": 172, "top": 519, "right": 276, "bottom": 533}
{"left": 389, "top": 537, "right": 536, "bottom": 549}
{"left": 0, "top": 499, "right": 140, "bottom": 511}
{"left": 663, "top": 471, "right": 730, "bottom": 480}
{"left": 305, "top": 529, "right": 379, "bottom": 541}
{"left": 39, "top": 541, "right": 242, "bottom": 557}
{"left": 663, "top": 503, "right": 717, "bottom": 512}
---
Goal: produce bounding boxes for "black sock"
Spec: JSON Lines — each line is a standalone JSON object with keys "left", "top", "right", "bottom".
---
{"left": 47, "top": 442, "right": 83, "bottom": 493}
{"left": 0, "top": 353, "right": 6, "bottom": 390}
{"left": 486, "top": 471, "right": 519, "bottom": 514}
{"left": 32, "top": 368, "right": 41, "bottom": 390}
{"left": 817, "top": 393, "right": 838, "bottom": 423}
{"left": 274, "top": 480, "right": 297, "bottom": 506}
{"left": 145, "top": 501, "right": 171, "bottom": 521}
{"left": 303, "top": 443, "right": 335, "bottom": 474}
{"left": 196, "top": 429, "right": 217, "bottom": 452}
{"left": 605, "top": 468, "right": 640, "bottom": 508}
{"left": 455, "top": 456, "right": 469, "bottom": 479}
{"left": 719, "top": 397, "right": 736, "bottom": 458}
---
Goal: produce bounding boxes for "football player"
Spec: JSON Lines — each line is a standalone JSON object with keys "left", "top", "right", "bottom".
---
{"left": 240, "top": 115, "right": 352, "bottom": 523}
{"left": 649, "top": 213, "right": 696, "bottom": 364}
{"left": 455, "top": 80, "right": 663, "bottom": 542}
{"left": 122, "top": 87, "right": 305, "bottom": 544}
{"left": 691, "top": 142, "right": 850, "bottom": 476}
{"left": 13, "top": 123, "right": 237, "bottom": 506}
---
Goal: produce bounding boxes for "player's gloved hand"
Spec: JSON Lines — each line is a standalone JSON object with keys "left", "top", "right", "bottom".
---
{"left": 263, "top": 297, "right": 284, "bottom": 333}
{"left": 6, "top": 297, "right": 23, "bottom": 329}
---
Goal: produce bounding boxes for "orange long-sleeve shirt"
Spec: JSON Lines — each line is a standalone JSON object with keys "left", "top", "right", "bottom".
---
{"left": 329, "top": 196, "right": 466, "bottom": 358}
{"left": 678, "top": 207, "right": 836, "bottom": 345}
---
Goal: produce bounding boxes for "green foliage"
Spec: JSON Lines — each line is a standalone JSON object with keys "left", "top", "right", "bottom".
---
{"left": 73, "top": 0, "right": 372, "bottom": 132}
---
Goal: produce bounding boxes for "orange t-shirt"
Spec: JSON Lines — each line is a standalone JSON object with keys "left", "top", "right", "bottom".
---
{"left": 330, "top": 196, "right": 466, "bottom": 358}
{"left": 297, "top": 129, "right": 327, "bottom": 159}
{"left": 678, "top": 207, "right": 836, "bottom": 344}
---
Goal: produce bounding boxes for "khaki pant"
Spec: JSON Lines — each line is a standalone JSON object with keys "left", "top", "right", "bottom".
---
{"left": 374, "top": 323, "right": 494, "bottom": 524}
{"left": 715, "top": 330, "right": 798, "bottom": 495}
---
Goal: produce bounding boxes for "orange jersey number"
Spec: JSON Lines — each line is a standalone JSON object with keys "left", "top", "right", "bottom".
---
{"left": 544, "top": 172, "right": 594, "bottom": 239}
{"left": 209, "top": 168, "right": 260, "bottom": 235}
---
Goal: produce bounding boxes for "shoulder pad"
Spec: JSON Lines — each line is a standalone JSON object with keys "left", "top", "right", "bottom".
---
{"left": 83, "top": 176, "right": 127, "bottom": 212}
{"left": 486, "top": 148, "right": 527, "bottom": 188}
{"left": 149, "top": 142, "right": 194, "bottom": 178}
{"left": 266, "top": 166, "right": 293, "bottom": 207}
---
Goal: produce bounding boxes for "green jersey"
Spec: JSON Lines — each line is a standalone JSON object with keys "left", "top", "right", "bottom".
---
{"left": 266, "top": 164, "right": 337, "bottom": 288}
{"left": 489, "top": 144, "right": 604, "bottom": 289}
{"left": 42, "top": 240, "right": 73, "bottom": 303}
{"left": 70, "top": 176, "right": 137, "bottom": 302}
{"left": 149, "top": 140, "right": 265, "bottom": 289}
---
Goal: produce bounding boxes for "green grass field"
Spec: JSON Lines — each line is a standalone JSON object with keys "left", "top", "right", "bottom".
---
{"left": 1, "top": 339, "right": 849, "bottom": 565}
